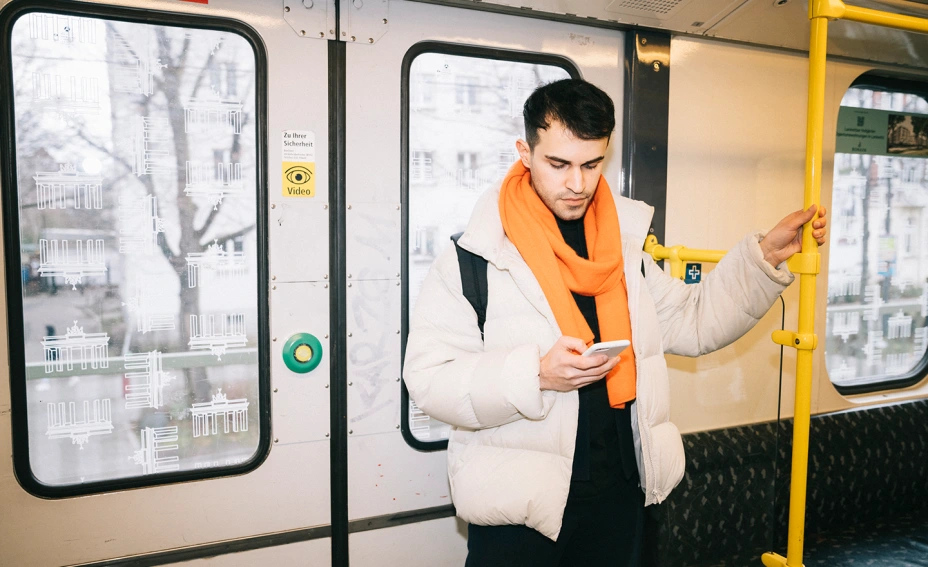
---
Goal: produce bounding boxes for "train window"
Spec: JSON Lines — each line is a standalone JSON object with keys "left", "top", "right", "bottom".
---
{"left": 401, "top": 43, "right": 578, "bottom": 449}
{"left": 1, "top": 6, "right": 268, "bottom": 495}
{"left": 826, "top": 79, "right": 928, "bottom": 394}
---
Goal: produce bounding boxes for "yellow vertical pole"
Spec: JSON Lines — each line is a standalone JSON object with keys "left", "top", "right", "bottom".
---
{"left": 786, "top": 14, "right": 828, "bottom": 567}
{"left": 763, "top": 8, "right": 829, "bottom": 567}
{"left": 786, "top": 16, "right": 828, "bottom": 567}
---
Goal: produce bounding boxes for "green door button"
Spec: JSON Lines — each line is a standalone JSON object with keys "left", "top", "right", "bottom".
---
{"left": 283, "top": 333, "right": 323, "bottom": 373}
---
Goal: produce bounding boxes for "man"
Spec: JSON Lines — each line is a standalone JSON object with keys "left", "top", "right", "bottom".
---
{"left": 403, "top": 79, "right": 827, "bottom": 566}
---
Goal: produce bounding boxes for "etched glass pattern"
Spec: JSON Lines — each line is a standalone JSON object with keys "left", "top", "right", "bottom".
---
{"left": 827, "top": 88, "right": 928, "bottom": 388}
{"left": 406, "top": 52, "right": 570, "bottom": 443}
{"left": 9, "top": 13, "right": 261, "bottom": 486}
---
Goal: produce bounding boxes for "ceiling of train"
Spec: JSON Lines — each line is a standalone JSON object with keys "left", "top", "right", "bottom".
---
{"left": 414, "top": 0, "right": 928, "bottom": 69}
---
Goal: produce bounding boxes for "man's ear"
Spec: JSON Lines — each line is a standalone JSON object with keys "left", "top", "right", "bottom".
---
{"left": 516, "top": 138, "right": 532, "bottom": 169}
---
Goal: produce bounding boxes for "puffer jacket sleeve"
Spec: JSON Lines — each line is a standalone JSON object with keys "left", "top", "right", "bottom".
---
{"left": 403, "top": 245, "right": 551, "bottom": 430}
{"left": 645, "top": 232, "right": 795, "bottom": 357}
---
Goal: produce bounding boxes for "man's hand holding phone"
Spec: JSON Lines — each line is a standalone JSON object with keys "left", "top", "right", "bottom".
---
{"left": 539, "top": 336, "right": 625, "bottom": 392}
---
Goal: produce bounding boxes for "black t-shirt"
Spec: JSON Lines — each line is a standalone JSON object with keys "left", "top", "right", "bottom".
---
{"left": 554, "top": 216, "right": 638, "bottom": 501}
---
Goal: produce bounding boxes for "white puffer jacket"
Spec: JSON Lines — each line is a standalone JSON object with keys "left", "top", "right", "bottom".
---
{"left": 403, "top": 188, "right": 794, "bottom": 540}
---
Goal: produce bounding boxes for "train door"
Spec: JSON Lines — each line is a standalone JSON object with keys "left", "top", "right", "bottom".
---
{"left": 340, "top": 2, "right": 624, "bottom": 563}
{"left": 0, "top": 1, "right": 334, "bottom": 564}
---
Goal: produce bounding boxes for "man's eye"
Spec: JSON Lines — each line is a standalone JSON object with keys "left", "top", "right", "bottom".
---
{"left": 550, "top": 163, "right": 566, "bottom": 170}
{"left": 583, "top": 163, "right": 600, "bottom": 170}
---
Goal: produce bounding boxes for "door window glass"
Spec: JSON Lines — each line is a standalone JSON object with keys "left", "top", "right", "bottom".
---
{"left": 5, "top": 10, "right": 265, "bottom": 491}
{"left": 404, "top": 48, "right": 574, "bottom": 447}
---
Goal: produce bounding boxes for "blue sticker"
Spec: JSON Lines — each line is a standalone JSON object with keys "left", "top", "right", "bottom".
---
{"left": 684, "top": 263, "right": 702, "bottom": 284}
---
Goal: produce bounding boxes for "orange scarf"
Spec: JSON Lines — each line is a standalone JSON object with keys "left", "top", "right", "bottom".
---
{"left": 499, "top": 161, "right": 636, "bottom": 408}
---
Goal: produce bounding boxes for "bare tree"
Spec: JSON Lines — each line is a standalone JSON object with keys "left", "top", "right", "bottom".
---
{"left": 82, "top": 24, "right": 258, "bottom": 407}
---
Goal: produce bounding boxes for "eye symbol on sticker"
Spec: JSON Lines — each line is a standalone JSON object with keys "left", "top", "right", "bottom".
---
{"left": 285, "top": 166, "right": 312, "bottom": 185}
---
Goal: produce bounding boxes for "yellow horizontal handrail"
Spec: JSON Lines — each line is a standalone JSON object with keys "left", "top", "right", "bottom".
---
{"left": 643, "top": 234, "right": 726, "bottom": 280}
{"left": 815, "top": 0, "right": 928, "bottom": 33}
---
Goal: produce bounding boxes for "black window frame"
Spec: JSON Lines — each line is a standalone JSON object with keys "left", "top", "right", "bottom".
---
{"left": 829, "top": 71, "right": 928, "bottom": 397}
{"left": 0, "top": 0, "right": 271, "bottom": 497}
{"left": 399, "top": 41, "right": 580, "bottom": 451}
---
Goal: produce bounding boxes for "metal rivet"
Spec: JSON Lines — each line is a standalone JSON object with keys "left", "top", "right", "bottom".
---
{"left": 325, "top": 384, "right": 329, "bottom": 388}
{"left": 395, "top": 425, "right": 400, "bottom": 429}
{"left": 329, "top": 29, "right": 334, "bottom": 34}
{"left": 323, "top": 204, "right": 328, "bottom": 209}
{"left": 348, "top": 274, "right": 352, "bottom": 278}
{"left": 652, "top": 61, "right": 661, "bottom": 72}
{"left": 795, "top": 339, "right": 801, "bottom": 345}
{"left": 274, "top": 388, "right": 278, "bottom": 393}
{"left": 351, "top": 36, "right": 357, "bottom": 41}
{"left": 347, "top": 204, "right": 352, "bottom": 210}
{"left": 651, "top": 146, "right": 657, "bottom": 151}
{"left": 342, "top": 31, "right": 347, "bottom": 36}
{"left": 396, "top": 330, "right": 400, "bottom": 334}
{"left": 348, "top": 381, "right": 353, "bottom": 386}
{"left": 285, "top": 6, "right": 291, "bottom": 12}
{"left": 324, "top": 283, "right": 329, "bottom": 288}
{"left": 272, "top": 285, "right": 277, "bottom": 290}
{"left": 348, "top": 332, "right": 353, "bottom": 337}
{"left": 303, "top": 0, "right": 314, "bottom": 8}
{"left": 396, "top": 205, "right": 400, "bottom": 210}
{"left": 396, "top": 273, "right": 400, "bottom": 277}
{"left": 319, "top": 32, "right": 325, "bottom": 38}
{"left": 383, "top": 18, "right": 388, "bottom": 24}
{"left": 347, "top": 282, "right": 352, "bottom": 287}
{"left": 368, "top": 38, "right": 374, "bottom": 44}
{"left": 325, "top": 432, "right": 330, "bottom": 437}
{"left": 274, "top": 438, "right": 279, "bottom": 443}
{"left": 349, "top": 429, "right": 354, "bottom": 434}
{"left": 271, "top": 203, "right": 276, "bottom": 209}
{"left": 396, "top": 281, "right": 400, "bottom": 286}
{"left": 272, "top": 275, "right": 277, "bottom": 280}
{"left": 395, "top": 377, "right": 400, "bottom": 382}
{"left": 300, "top": 30, "right": 306, "bottom": 36}
{"left": 640, "top": 37, "right": 647, "bottom": 45}
{"left": 273, "top": 337, "right": 277, "bottom": 342}
{"left": 324, "top": 334, "right": 329, "bottom": 339}
{"left": 324, "top": 274, "right": 329, "bottom": 279}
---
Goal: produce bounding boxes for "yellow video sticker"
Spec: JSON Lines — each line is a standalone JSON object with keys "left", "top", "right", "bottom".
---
{"left": 282, "top": 161, "right": 315, "bottom": 198}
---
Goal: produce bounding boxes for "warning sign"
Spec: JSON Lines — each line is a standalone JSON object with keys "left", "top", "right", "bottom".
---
{"left": 282, "top": 130, "right": 315, "bottom": 197}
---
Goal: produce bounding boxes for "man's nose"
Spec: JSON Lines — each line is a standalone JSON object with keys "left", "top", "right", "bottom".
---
{"left": 565, "top": 166, "right": 584, "bottom": 194}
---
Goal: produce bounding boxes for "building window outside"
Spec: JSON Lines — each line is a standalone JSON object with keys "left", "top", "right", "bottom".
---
{"left": 457, "top": 151, "right": 478, "bottom": 191}
{"left": 826, "top": 85, "right": 928, "bottom": 391}
{"left": 411, "top": 150, "right": 433, "bottom": 181}
{"left": 457, "top": 151, "right": 477, "bottom": 172}
{"left": 455, "top": 75, "right": 478, "bottom": 107}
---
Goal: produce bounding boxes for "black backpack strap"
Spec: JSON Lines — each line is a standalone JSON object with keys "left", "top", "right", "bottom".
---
{"left": 451, "top": 232, "right": 488, "bottom": 339}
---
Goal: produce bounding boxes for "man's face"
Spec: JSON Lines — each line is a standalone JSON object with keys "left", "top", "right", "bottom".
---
{"left": 516, "top": 120, "right": 608, "bottom": 221}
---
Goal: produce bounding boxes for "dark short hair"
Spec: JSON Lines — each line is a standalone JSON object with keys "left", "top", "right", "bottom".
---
{"left": 523, "top": 79, "right": 615, "bottom": 149}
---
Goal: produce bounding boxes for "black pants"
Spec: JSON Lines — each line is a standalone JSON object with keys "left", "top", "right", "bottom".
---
{"left": 464, "top": 477, "right": 645, "bottom": 567}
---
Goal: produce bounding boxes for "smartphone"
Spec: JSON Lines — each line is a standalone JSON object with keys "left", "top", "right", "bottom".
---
{"left": 581, "top": 339, "right": 630, "bottom": 358}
